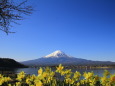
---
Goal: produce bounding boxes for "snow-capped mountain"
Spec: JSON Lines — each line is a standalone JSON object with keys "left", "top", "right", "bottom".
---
{"left": 21, "top": 50, "right": 115, "bottom": 66}
{"left": 43, "top": 50, "right": 72, "bottom": 58}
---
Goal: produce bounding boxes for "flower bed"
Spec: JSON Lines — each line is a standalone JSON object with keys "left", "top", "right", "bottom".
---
{"left": 0, "top": 64, "right": 115, "bottom": 86}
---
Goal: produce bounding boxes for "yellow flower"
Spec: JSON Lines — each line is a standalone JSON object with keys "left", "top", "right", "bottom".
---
{"left": 65, "top": 78, "right": 74, "bottom": 84}
{"left": 60, "top": 70, "right": 66, "bottom": 76}
{"left": 37, "top": 74, "right": 44, "bottom": 80}
{"left": 0, "top": 74, "right": 3, "bottom": 78}
{"left": 45, "top": 67, "right": 51, "bottom": 72}
{"left": 105, "top": 83, "right": 111, "bottom": 86}
{"left": 56, "top": 64, "right": 64, "bottom": 72}
{"left": 31, "top": 75, "right": 36, "bottom": 80}
{"left": 65, "top": 78, "right": 71, "bottom": 84}
{"left": 65, "top": 73, "right": 72, "bottom": 79}
{"left": 94, "top": 75, "right": 100, "bottom": 81}
{"left": 16, "top": 71, "right": 26, "bottom": 81}
{"left": 50, "top": 71, "right": 55, "bottom": 77}
{"left": 110, "top": 74, "right": 115, "bottom": 83}
{"left": 8, "top": 84, "right": 12, "bottom": 86}
{"left": 70, "top": 79, "right": 75, "bottom": 84}
{"left": 1, "top": 64, "right": 115, "bottom": 86}
{"left": 35, "top": 80, "right": 43, "bottom": 86}
{"left": 76, "top": 82, "right": 80, "bottom": 86}
{"left": 89, "top": 78, "right": 96, "bottom": 86}
{"left": 30, "top": 85, "right": 35, "bottom": 86}
{"left": 111, "top": 76, "right": 115, "bottom": 82}
{"left": 42, "top": 72, "right": 48, "bottom": 77}
{"left": 16, "top": 82, "right": 21, "bottom": 86}
{"left": 64, "top": 69, "right": 72, "bottom": 74}
{"left": 80, "top": 80, "right": 85, "bottom": 85}
{"left": 73, "top": 71, "right": 81, "bottom": 79}
{"left": 103, "top": 70, "right": 110, "bottom": 77}
{"left": 101, "top": 76, "right": 108, "bottom": 85}
{"left": 26, "top": 78, "right": 31, "bottom": 84}
{"left": 0, "top": 79, "right": 4, "bottom": 85}
{"left": 38, "top": 67, "right": 43, "bottom": 75}
{"left": 20, "top": 71, "right": 25, "bottom": 75}
{"left": 83, "top": 72, "right": 94, "bottom": 79}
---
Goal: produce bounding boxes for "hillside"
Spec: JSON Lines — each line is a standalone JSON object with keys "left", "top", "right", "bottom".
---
{"left": 0, "top": 58, "right": 27, "bottom": 68}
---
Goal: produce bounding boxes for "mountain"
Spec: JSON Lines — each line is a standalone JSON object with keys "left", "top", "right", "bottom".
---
{"left": 0, "top": 58, "right": 27, "bottom": 68}
{"left": 43, "top": 50, "right": 72, "bottom": 58}
{"left": 21, "top": 50, "right": 115, "bottom": 66}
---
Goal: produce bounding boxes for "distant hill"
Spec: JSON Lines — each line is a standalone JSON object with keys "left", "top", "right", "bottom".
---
{"left": 0, "top": 58, "right": 27, "bottom": 68}
{"left": 21, "top": 50, "right": 115, "bottom": 67}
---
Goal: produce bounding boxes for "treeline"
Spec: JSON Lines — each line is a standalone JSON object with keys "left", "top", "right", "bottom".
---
{"left": 0, "top": 58, "right": 27, "bottom": 68}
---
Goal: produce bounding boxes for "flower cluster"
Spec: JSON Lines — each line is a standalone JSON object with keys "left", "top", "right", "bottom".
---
{"left": 0, "top": 64, "right": 115, "bottom": 86}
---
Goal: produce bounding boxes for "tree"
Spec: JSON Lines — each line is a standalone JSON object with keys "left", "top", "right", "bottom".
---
{"left": 0, "top": 0, "right": 33, "bottom": 34}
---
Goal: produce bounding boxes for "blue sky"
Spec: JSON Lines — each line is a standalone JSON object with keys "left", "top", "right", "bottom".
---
{"left": 0, "top": 0, "right": 115, "bottom": 62}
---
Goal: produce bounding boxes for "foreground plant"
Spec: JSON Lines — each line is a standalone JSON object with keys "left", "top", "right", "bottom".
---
{"left": 0, "top": 64, "right": 115, "bottom": 86}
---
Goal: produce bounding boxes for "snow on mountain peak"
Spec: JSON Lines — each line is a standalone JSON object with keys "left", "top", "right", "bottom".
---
{"left": 43, "top": 50, "right": 71, "bottom": 58}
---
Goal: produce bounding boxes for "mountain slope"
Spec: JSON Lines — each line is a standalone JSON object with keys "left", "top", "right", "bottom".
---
{"left": 21, "top": 50, "right": 115, "bottom": 66}
{"left": 0, "top": 58, "right": 27, "bottom": 68}
{"left": 43, "top": 50, "right": 72, "bottom": 58}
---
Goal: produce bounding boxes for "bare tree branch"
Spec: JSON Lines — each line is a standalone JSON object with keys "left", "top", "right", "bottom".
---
{"left": 0, "top": 0, "right": 33, "bottom": 34}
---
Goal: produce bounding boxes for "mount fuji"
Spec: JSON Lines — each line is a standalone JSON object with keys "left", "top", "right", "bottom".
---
{"left": 21, "top": 50, "right": 115, "bottom": 66}
{"left": 43, "top": 50, "right": 71, "bottom": 58}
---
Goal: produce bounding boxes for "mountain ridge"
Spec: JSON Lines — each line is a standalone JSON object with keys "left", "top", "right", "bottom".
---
{"left": 21, "top": 50, "right": 115, "bottom": 66}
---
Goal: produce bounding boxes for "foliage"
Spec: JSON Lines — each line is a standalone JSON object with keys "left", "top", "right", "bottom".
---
{"left": 0, "top": 64, "right": 115, "bottom": 86}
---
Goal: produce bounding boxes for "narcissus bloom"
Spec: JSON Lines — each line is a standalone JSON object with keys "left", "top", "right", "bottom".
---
{"left": 38, "top": 67, "right": 43, "bottom": 75}
{"left": 35, "top": 81, "right": 43, "bottom": 86}
{"left": 56, "top": 64, "right": 64, "bottom": 72}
